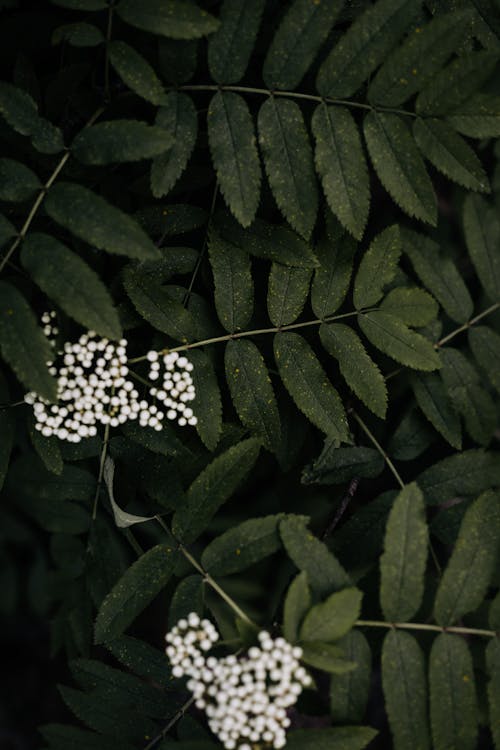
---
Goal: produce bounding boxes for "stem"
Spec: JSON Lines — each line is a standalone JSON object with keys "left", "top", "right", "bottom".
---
{"left": 0, "top": 106, "right": 105, "bottom": 276}
{"left": 129, "top": 309, "right": 366, "bottom": 364}
{"left": 143, "top": 695, "right": 196, "bottom": 750}
{"left": 356, "top": 619, "right": 498, "bottom": 638}
{"left": 351, "top": 410, "right": 405, "bottom": 489}
{"left": 155, "top": 516, "right": 256, "bottom": 627}
{"left": 92, "top": 422, "right": 110, "bottom": 520}
{"left": 435, "top": 302, "right": 500, "bottom": 348}
{"left": 177, "top": 84, "right": 416, "bottom": 118}
{"left": 183, "top": 182, "right": 218, "bottom": 306}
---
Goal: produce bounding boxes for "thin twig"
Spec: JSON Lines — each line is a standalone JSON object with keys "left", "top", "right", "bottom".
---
{"left": 183, "top": 182, "right": 218, "bottom": 307}
{"left": 143, "top": 695, "right": 196, "bottom": 750}
{"left": 356, "top": 619, "right": 497, "bottom": 638}
{"left": 350, "top": 410, "right": 405, "bottom": 489}
{"left": 435, "top": 302, "right": 500, "bottom": 348}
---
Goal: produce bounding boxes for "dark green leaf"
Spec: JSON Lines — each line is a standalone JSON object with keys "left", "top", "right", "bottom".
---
{"left": 73, "top": 120, "right": 172, "bottom": 165}
{"left": 0, "top": 281, "right": 56, "bottom": 401}
{"left": 303, "top": 442, "right": 384, "bottom": 486}
{"left": 258, "top": 97, "right": 318, "bottom": 239}
{"left": 358, "top": 311, "right": 441, "bottom": 371}
{"left": 50, "top": 0, "right": 107, "bottom": 8}
{"left": 402, "top": 229, "right": 473, "bottom": 324}
{"left": 201, "top": 514, "right": 283, "bottom": 575}
{"left": 279, "top": 515, "right": 351, "bottom": 597}
{"left": 108, "top": 40, "right": 166, "bottom": 105}
{"left": 0, "top": 214, "right": 16, "bottom": 247}
{"left": 22, "top": 233, "right": 121, "bottom": 340}
{"left": 208, "top": 227, "right": 253, "bottom": 332}
{"left": 312, "top": 105, "right": 370, "bottom": 240}
{"left": 363, "top": 112, "right": 437, "bottom": 225}
{"left": 274, "top": 332, "right": 350, "bottom": 442}
{"left": 94, "top": 544, "right": 179, "bottom": 643}
{"left": 116, "top": 0, "right": 219, "bottom": 39}
{"left": 172, "top": 438, "right": 261, "bottom": 544}
{"left": 286, "top": 727, "right": 377, "bottom": 750}
{"left": 447, "top": 93, "right": 500, "bottom": 138}
{"left": 300, "top": 587, "right": 362, "bottom": 643}
{"left": 0, "top": 81, "right": 64, "bottom": 153}
{"left": 208, "top": 91, "right": 261, "bottom": 227}
{"left": 329, "top": 630, "right": 372, "bottom": 724}
{"left": 301, "top": 642, "right": 355, "bottom": 674}
{"left": 151, "top": 92, "right": 197, "bottom": 197}
{"left": 29, "top": 420, "right": 63, "bottom": 475}
{"left": 353, "top": 224, "right": 401, "bottom": 309}
{"left": 411, "top": 372, "right": 462, "bottom": 449}
{"left": 416, "top": 50, "right": 499, "bottom": 116}
{"left": 45, "top": 183, "right": 160, "bottom": 260}
{"left": 434, "top": 490, "right": 500, "bottom": 626}
{"left": 486, "top": 639, "right": 500, "bottom": 750}
{"left": 311, "top": 223, "right": 356, "bottom": 318}
{"left": 283, "top": 572, "right": 312, "bottom": 643}
{"left": 263, "top": 0, "right": 344, "bottom": 90}
{"left": 187, "top": 349, "right": 222, "bottom": 451}
{"left": 52, "top": 22, "right": 104, "bottom": 47}
{"left": 468, "top": 326, "right": 500, "bottom": 394}
{"left": 463, "top": 194, "right": 500, "bottom": 303}
{"left": 316, "top": 0, "right": 420, "bottom": 97}
{"left": 208, "top": 0, "right": 264, "bottom": 84}
{"left": 418, "top": 449, "right": 500, "bottom": 505}
{"left": 267, "top": 263, "right": 311, "bottom": 326}
{"left": 320, "top": 323, "right": 387, "bottom": 418}
{"left": 225, "top": 339, "right": 281, "bottom": 450}
{"left": 380, "top": 287, "right": 438, "bottom": 327}
{"left": 0, "top": 158, "right": 40, "bottom": 201}
{"left": 413, "top": 118, "right": 489, "bottom": 192}
{"left": 105, "top": 635, "right": 170, "bottom": 685}
{"left": 382, "top": 630, "right": 430, "bottom": 750}
{"left": 388, "top": 408, "right": 434, "bottom": 461}
{"left": 368, "top": 10, "right": 474, "bottom": 106}
{"left": 429, "top": 634, "right": 477, "bottom": 750}
{"left": 380, "top": 483, "right": 428, "bottom": 622}
{"left": 169, "top": 575, "right": 204, "bottom": 628}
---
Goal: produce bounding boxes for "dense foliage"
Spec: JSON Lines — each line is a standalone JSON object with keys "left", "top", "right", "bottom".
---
{"left": 1, "top": 1, "right": 500, "bottom": 749}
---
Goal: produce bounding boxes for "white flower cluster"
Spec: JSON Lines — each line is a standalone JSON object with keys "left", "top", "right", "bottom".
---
{"left": 147, "top": 350, "right": 197, "bottom": 427}
{"left": 165, "top": 613, "right": 311, "bottom": 750}
{"left": 24, "top": 316, "right": 197, "bottom": 442}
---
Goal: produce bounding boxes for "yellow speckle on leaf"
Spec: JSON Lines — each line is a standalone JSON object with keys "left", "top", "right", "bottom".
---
{"left": 7, "top": 309, "right": 13, "bottom": 315}
{"left": 412, "top": 68, "right": 418, "bottom": 75}
{"left": 463, "top": 674, "right": 470, "bottom": 682}
{"left": 235, "top": 548, "right": 241, "bottom": 555}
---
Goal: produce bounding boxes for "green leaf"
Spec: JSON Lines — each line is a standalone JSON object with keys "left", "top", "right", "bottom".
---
{"left": 353, "top": 224, "right": 401, "bottom": 309}
{"left": 283, "top": 572, "right": 312, "bottom": 643}
{"left": 108, "top": 40, "right": 166, "bottom": 105}
{"left": 320, "top": 323, "right": 387, "bottom": 419}
{"left": 440, "top": 347, "right": 496, "bottom": 446}
{"left": 29, "top": 420, "right": 63, "bottom": 475}
{"left": 73, "top": 120, "right": 172, "bottom": 165}
{"left": 329, "top": 630, "right": 372, "bottom": 724}
{"left": 382, "top": 630, "right": 430, "bottom": 750}
{"left": 216, "top": 213, "right": 318, "bottom": 268}
{"left": 267, "top": 263, "right": 312, "bottom": 326}
{"left": 258, "top": 97, "right": 318, "bottom": 239}
{"left": 151, "top": 92, "right": 197, "bottom": 198}
{"left": 208, "top": 227, "right": 253, "bottom": 332}
{"left": 263, "top": 0, "right": 344, "bottom": 90}
{"left": 411, "top": 372, "right": 462, "bottom": 449}
{"left": 274, "top": 332, "right": 350, "bottom": 442}
{"left": 416, "top": 50, "right": 499, "bottom": 116}
{"left": 402, "top": 229, "right": 473, "bottom": 325}
{"left": 0, "top": 81, "right": 64, "bottom": 153}
{"left": 486, "top": 639, "right": 500, "bottom": 750}
{"left": 94, "top": 544, "right": 179, "bottom": 643}
{"left": 389, "top": 408, "right": 434, "bottom": 462}
{"left": 303, "top": 442, "right": 384, "bottom": 486}
{"left": 301, "top": 642, "right": 355, "bottom": 674}
{"left": 122, "top": 266, "right": 195, "bottom": 342}
{"left": 116, "top": 0, "right": 219, "bottom": 40}
{"left": 279, "top": 515, "right": 351, "bottom": 597}
{"left": 169, "top": 575, "right": 204, "bottom": 628}
{"left": 332, "top": 490, "right": 395, "bottom": 568}
{"left": 0, "top": 158, "right": 40, "bottom": 202}
{"left": 413, "top": 118, "right": 489, "bottom": 193}
{"left": 187, "top": 349, "right": 222, "bottom": 451}
{"left": 311, "top": 221, "right": 356, "bottom": 318}
{"left": 469, "top": 326, "right": 500, "bottom": 394}
{"left": 21, "top": 233, "right": 121, "bottom": 340}
{"left": 208, "top": 0, "right": 264, "bottom": 84}
{"left": 367, "top": 10, "right": 474, "bottom": 106}
{"left": 52, "top": 22, "right": 104, "bottom": 47}
{"left": 429, "top": 634, "right": 477, "bottom": 750}
{"left": 0, "top": 282, "right": 56, "bottom": 401}
{"left": 363, "top": 112, "right": 437, "bottom": 225}
{"left": 434, "top": 490, "right": 500, "bottom": 626}
{"left": 201, "top": 514, "right": 283, "bottom": 575}
{"left": 225, "top": 339, "right": 281, "bottom": 450}
{"left": 316, "top": 0, "right": 420, "bottom": 97}
{"left": 45, "top": 183, "right": 159, "bottom": 260}
{"left": 380, "top": 482, "right": 428, "bottom": 622}
{"left": 463, "top": 194, "right": 500, "bottom": 303}
{"left": 447, "top": 93, "right": 500, "bottom": 138}
{"left": 300, "top": 587, "right": 362, "bottom": 643}
{"left": 172, "top": 438, "right": 261, "bottom": 544}
{"left": 208, "top": 91, "right": 261, "bottom": 227}
{"left": 358, "top": 311, "right": 441, "bottom": 371}
{"left": 311, "top": 105, "right": 370, "bottom": 240}
{"left": 286, "top": 727, "right": 377, "bottom": 750}
{"left": 417, "top": 449, "right": 500, "bottom": 505}
{"left": 0, "top": 214, "right": 16, "bottom": 247}
{"left": 382, "top": 288, "right": 438, "bottom": 328}
{"left": 104, "top": 635, "right": 170, "bottom": 685}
